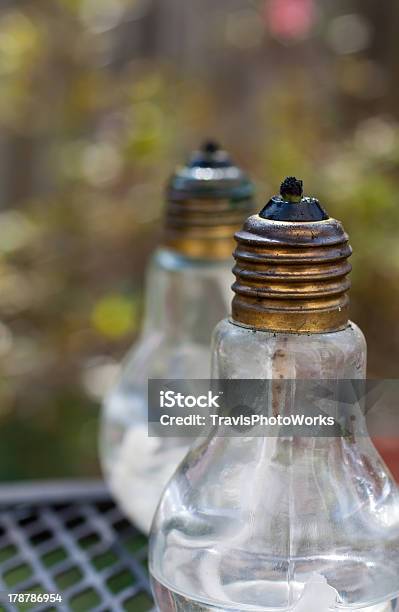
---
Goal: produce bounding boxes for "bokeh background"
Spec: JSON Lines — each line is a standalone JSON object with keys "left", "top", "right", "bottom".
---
{"left": 0, "top": 0, "right": 398, "bottom": 482}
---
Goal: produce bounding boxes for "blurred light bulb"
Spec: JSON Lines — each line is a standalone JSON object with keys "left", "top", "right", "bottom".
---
{"left": 99, "top": 142, "right": 255, "bottom": 533}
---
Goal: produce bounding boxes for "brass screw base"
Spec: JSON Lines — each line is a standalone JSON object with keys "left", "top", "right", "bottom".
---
{"left": 232, "top": 296, "right": 350, "bottom": 333}
{"left": 164, "top": 235, "right": 236, "bottom": 260}
{"left": 164, "top": 197, "right": 254, "bottom": 260}
{"left": 232, "top": 215, "right": 352, "bottom": 334}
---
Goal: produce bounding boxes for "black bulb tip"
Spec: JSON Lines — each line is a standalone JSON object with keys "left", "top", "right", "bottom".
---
{"left": 280, "top": 176, "right": 303, "bottom": 200}
{"left": 201, "top": 140, "right": 221, "bottom": 154}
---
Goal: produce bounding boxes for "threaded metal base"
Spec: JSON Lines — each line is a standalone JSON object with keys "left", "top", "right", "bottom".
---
{"left": 232, "top": 214, "right": 352, "bottom": 333}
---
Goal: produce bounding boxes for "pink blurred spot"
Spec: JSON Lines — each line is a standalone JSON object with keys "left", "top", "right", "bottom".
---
{"left": 264, "top": 0, "right": 316, "bottom": 40}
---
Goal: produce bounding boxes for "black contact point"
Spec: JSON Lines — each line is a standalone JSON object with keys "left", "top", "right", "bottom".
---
{"left": 201, "top": 140, "right": 221, "bottom": 155}
{"left": 280, "top": 177, "right": 303, "bottom": 201}
{"left": 259, "top": 176, "right": 329, "bottom": 221}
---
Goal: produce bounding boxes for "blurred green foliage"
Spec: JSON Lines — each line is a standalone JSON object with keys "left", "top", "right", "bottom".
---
{"left": 0, "top": 0, "right": 398, "bottom": 480}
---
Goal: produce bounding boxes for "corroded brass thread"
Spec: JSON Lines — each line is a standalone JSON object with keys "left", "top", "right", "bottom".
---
{"left": 163, "top": 141, "right": 255, "bottom": 260}
{"left": 232, "top": 214, "right": 352, "bottom": 333}
{"left": 164, "top": 196, "right": 254, "bottom": 259}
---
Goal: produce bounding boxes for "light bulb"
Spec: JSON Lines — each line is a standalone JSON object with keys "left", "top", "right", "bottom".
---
{"left": 99, "top": 142, "right": 255, "bottom": 533}
{"left": 149, "top": 177, "right": 399, "bottom": 610}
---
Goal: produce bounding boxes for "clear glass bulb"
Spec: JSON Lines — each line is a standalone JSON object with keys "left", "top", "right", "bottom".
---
{"left": 99, "top": 248, "right": 232, "bottom": 533}
{"left": 149, "top": 319, "right": 399, "bottom": 611}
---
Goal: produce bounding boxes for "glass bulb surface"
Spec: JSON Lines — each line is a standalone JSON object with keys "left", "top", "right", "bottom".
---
{"left": 149, "top": 320, "right": 399, "bottom": 611}
{"left": 100, "top": 249, "right": 233, "bottom": 533}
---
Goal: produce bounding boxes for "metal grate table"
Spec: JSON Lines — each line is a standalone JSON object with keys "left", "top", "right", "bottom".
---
{"left": 0, "top": 480, "right": 154, "bottom": 612}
